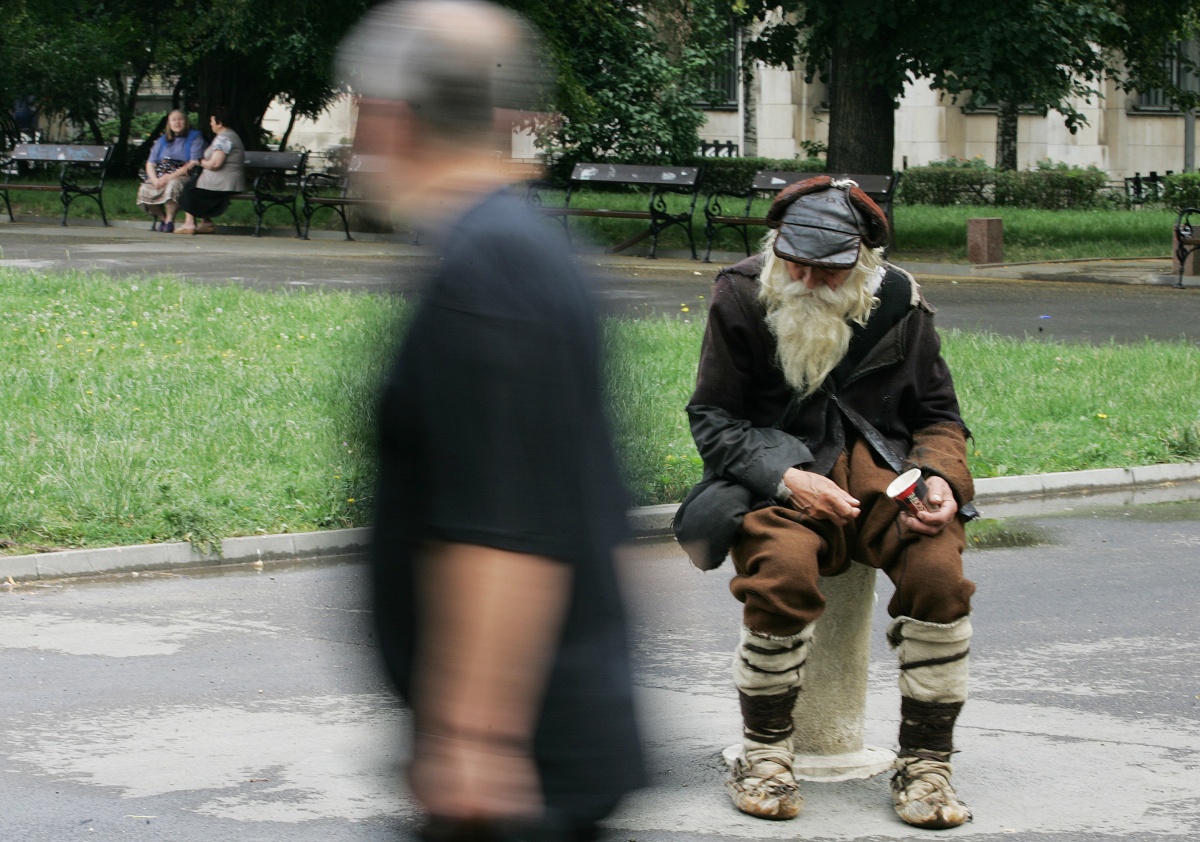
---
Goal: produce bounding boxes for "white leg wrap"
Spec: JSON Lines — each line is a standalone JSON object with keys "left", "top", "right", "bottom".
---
{"left": 732, "top": 625, "right": 815, "bottom": 697}
{"left": 887, "top": 615, "right": 971, "bottom": 704}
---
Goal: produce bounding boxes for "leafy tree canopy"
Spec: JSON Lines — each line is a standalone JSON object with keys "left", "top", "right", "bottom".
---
{"left": 721, "top": 0, "right": 1200, "bottom": 172}
{"left": 503, "top": 0, "right": 732, "bottom": 170}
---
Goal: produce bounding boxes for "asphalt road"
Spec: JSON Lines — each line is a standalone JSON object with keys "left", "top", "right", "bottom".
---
{"left": 1, "top": 495, "right": 1198, "bottom": 841}
{"left": 2, "top": 222, "right": 1200, "bottom": 343}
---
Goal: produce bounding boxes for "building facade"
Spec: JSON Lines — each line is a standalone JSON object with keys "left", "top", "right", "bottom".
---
{"left": 701, "top": 62, "right": 1197, "bottom": 180}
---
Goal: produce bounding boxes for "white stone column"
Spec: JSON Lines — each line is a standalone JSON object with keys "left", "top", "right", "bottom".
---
{"left": 790, "top": 562, "right": 895, "bottom": 781}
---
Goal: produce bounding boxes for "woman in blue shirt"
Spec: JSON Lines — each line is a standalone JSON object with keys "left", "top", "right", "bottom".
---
{"left": 137, "top": 110, "right": 204, "bottom": 233}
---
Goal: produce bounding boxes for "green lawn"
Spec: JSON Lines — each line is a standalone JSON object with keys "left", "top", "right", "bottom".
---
{"left": 891, "top": 205, "right": 1177, "bottom": 263}
{"left": 520, "top": 189, "right": 1177, "bottom": 263}
{"left": 3, "top": 269, "right": 1198, "bottom": 555}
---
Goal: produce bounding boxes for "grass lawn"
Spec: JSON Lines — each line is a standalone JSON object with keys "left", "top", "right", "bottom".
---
{"left": 516, "top": 189, "right": 1178, "bottom": 264}
{"left": 3, "top": 268, "right": 1199, "bottom": 555}
{"left": 890, "top": 205, "right": 1177, "bottom": 263}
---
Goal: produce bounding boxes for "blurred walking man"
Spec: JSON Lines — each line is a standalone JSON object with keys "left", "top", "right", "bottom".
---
{"left": 675, "top": 177, "right": 977, "bottom": 829}
{"left": 339, "top": 3, "right": 645, "bottom": 839}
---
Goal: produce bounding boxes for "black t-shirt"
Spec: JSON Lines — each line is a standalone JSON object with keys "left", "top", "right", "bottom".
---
{"left": 371, "top": 191, "right": 644, "bottom": 823}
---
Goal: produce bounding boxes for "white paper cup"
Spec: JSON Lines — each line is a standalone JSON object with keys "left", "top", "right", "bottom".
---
{"left": 886, "top": 468, "right": 928, "bottom": 515}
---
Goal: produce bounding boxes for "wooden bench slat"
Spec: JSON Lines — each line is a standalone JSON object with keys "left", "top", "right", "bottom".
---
{"left": 572, "top": 163, "right": 701, "bottom": 187}
{"left": 534, "top": 207, "right": 654, "bottom": 220}
{"left": 10, "top": 144, "right": 110, "bottom": 164}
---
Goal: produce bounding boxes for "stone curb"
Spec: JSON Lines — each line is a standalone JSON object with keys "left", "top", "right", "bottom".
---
{"left": 1, "top": 528, "right": 372, "bottom": 584}
{"left": 5, "top": 465, "right": 1200, "bottom": 584}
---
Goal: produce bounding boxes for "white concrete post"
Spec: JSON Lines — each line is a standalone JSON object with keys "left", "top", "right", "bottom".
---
{"left": 790, "top": 562, "right": 895, "bottom": 781}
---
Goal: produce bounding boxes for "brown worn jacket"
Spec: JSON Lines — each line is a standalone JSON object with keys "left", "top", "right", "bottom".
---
{"left": 675, "top": 254, "right": 974, "bottom": 570}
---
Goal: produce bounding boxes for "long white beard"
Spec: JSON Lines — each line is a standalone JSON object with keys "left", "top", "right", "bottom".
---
{"left": 758, "top": 235, "right": 882, "bottom": 397}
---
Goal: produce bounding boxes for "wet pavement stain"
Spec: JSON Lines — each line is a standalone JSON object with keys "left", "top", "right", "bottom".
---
{"left": 966, "top": 518, "right": 1054, "bottom": 549}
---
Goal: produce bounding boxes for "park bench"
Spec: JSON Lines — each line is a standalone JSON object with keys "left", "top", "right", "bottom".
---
{"left": 299, "top": 153, "right": 394, "bottom": 241}
{"left": 701, "top": 170, "right": 900, "bottom": 262}
{"left": 0, "top": 143, "right": 113, "bottom": 226}
{"left": 229, "top": 150, "right": 309, "bottom": 237}
{"left": 1172, "top": 206, "right": 1200, "bottom": 288}
{"left": 526, "top": 163, "right": 704, "bottom": 259}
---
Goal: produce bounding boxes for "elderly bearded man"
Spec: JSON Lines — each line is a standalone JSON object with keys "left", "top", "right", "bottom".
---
{"left": 674, "top": 177, "right": 977, "bottom": 829}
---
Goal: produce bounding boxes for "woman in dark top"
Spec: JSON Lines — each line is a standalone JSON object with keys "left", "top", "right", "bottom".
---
{"left": 175, "top": 106, "right": 246, "bottom": 235}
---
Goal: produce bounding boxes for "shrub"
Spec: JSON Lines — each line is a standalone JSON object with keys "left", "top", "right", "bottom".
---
{"left": 897, "top": 157, "right": 992, "bottom": 206}
{"left": 1162, "top": 172, "right": 1200, "bottom": 209}
{"left": 995, "top": 163, "right": 1108, "bottom": 210}
{"left": 899, "top": 158, "right": 1109, "bottom": 209}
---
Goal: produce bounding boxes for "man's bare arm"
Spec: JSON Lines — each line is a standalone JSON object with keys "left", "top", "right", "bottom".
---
{"left": 409, "top": 542, "right": 571, "bottom": 821}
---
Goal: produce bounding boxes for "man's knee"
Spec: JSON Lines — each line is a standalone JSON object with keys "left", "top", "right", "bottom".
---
{"left": 887, "top": 526, "right": 974, "bottom": 623}
{"left": 730, "top": 507, "right": 827, "bottom": 636}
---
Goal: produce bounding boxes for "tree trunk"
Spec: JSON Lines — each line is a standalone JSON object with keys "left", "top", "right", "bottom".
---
{"left": 171, "top": 77, "right": 188, "bottom": 112}
{"left": 109, "top": 69, "right": 148, "bottom": 177}
{"left": 84, "top": 113, "right": 104, "bottom": 146}
{"left": 996, "top": 101, "right": 1019, "bottom": 171}
{"left": 278, "top": 107, "right": 298, "bottom": 151}
{"left": 826, "top": 38, "right": 895, "bottom": 175}
{"left": 194, "top": 51, "right": 276, "bottom": 150}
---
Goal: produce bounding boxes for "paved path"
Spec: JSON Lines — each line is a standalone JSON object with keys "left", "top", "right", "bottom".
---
{"left": 3, "top": 221, "right": 1200, "bottom": 343}
{"left": 1, "top": 493, "right": 1198, "bottom": 840}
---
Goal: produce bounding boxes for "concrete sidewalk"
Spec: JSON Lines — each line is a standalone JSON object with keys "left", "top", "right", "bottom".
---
{"left": 6, "top": 462, "right": 1200, "bottom": 584}
{"left": 0, "top": 214, "right": 1188, "bottom": 286}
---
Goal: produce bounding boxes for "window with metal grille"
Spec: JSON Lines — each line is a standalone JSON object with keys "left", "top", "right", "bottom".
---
{"left": 1133, "top": 40, "right": 1200, "bottom": 112}
{"left": 696, "top": 25, "right": 739, "bottom": 110}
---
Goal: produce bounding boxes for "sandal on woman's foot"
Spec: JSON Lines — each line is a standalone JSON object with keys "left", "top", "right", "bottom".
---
{"left": 173, "top": 225, "right": 196, "bottom": 235}
{"left": 195, "top": 221, "right": 216, "bottom": 234}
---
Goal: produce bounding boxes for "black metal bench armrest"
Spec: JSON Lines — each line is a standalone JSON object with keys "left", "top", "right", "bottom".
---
{"left": 703, "top": 188, "right": 755, "bottom": 220}
{"left": 523, "top": 178, "right": 557, "bottom": 206}
{"left": 302, "top": 171, "right": 347, "bottom": 199}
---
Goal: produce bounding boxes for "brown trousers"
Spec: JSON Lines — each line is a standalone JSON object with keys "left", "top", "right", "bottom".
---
{"left": 730, "top": 438, "right": 976, "bottom": 637}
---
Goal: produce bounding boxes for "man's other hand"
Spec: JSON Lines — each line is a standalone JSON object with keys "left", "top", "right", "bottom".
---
{"left": 783, "top": 467, "right": 860, "bottom": 526}
{"left": 898, "top": 474, "right": 958, "bottom": 536}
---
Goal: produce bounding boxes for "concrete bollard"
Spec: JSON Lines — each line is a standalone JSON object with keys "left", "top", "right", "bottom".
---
{"left": 967, "top": 217, "right": 1004, "bottom": 264}
{"left": 722, "top": 563, "right": 895, "bottom": 782}
{"left": 790, "top": 562, "right": 895, "bottom": 781}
